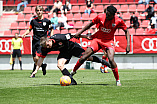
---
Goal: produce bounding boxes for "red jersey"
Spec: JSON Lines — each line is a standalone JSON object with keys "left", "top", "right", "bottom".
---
{"left": 92, "top": 14, "right": 127, "bottom": 41}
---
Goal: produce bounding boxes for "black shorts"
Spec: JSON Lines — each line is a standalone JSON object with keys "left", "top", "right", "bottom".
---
{"left": 32, "top": 40, "right": 40, "bottom": 57}
{"left": 57, "top": 42, "right": 85, "bottom": 64}
{"left": 12, "top": 49, "right": 21, "bottom": 58}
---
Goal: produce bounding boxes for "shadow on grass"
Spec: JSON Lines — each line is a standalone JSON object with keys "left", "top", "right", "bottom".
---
{"left": 33, "top": 83, "right": 109, "bottom": 86}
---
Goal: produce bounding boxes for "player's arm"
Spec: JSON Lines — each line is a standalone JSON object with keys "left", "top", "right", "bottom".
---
{"left": 22, "top": 28, "right": 32, "bottom": 38}
{"left": 21, "top": 42, "right": 24, "bottom": 54}
{"left": 10, "top": 44, "right": 13, "bottom": 55}
{"left": 124, "top": 29, "right": 130, "bottom": 54}
{"left": 30, "top": 57, "right": 45, "bottom": 77}
{"left": 75, "top": 22, "right": 94, "bottom": 38}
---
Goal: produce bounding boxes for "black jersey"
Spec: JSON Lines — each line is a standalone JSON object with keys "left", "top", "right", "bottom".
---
{"left": 37, "top": 33, "right": 77, "bottom": 57}
{"left": 30, "top": 17, "right": 51, "bottom": 41}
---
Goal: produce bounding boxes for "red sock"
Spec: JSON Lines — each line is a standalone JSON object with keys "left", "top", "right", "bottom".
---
{"left": 112, "top": 67, "right": 119, "bottom": 81}
{"left": 73, "top": 60, "right": 83, "bottom": 72}
{"left": 102, "top": 55, "right": 108, "bottom": 68}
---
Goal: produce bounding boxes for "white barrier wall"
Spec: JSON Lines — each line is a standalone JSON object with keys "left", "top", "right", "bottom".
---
{"left": 0, "top": 54, "right": 157, "bottom": 70}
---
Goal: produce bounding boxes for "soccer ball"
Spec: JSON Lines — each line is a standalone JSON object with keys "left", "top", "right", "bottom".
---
{"left": 60, "top": 76, "right": 71, "bottom": 86}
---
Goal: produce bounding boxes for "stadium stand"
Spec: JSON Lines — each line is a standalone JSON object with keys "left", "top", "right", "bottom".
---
{"left": 1, "top": 0, "right": 157, "bottom": 36}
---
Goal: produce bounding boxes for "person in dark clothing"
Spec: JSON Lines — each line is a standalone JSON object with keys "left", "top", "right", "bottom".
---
{"left": 142, "top": 4, "right": 154, "bottom": 20}
{"left": 130, "top": 12, "right": 140, "bottom": 29}
{"left": 22, "top": 5, "right": 53, "bottom": 77}
{"left": 85, "top": 0, "right": 94, "bottom": 15}
{"left": 30, "top": 33, "right": 111, "bottom": 85}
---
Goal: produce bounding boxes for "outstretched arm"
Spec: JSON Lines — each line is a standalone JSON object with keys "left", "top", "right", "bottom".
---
{"left": 75, "top": 22, "right": 94, "bottom": 38}
{"left": 30, "top": 57, "right": 45, "bottom": 77}
{"left": 124, "top": 29, "right": 130, "bottom": 54}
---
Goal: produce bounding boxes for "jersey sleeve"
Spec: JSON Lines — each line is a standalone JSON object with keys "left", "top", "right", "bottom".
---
{"left": 36, "top": 46, "right": 47, "bottom": 58}
{"left": 117, "top": 20, "right": 127, "bottom": 31}
{"left": 92, "top": 15, "right": 100, "bottom": 25}
{"left": 29, "top": 20, "right": 33, "bottom": 29}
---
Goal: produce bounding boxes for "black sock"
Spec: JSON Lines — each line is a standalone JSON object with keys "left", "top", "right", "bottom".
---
{"left": 92, "top": 56, "right": 102, "bottom": 63}
{"left": 19, "top": 61, "right": 22, "bottom": 69}
{"left": 12, "top": 61, "right": 15, "bottom": 70}
{"left": 33, "top": 63, "right": 36, "bottom": 72}
{"left": 61, "top": 68, "right": 70, "bottom": 76}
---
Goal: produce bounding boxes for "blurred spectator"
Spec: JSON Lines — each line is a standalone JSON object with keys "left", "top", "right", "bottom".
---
{"left": 130, "top": 12, "right": 140, "bottom": 29}
{"left": 16, "top": 0, "right": 28, "bottom": 13}
{"left": 138, "top": 0, "right": 157, "bottom": 5}
{"left": 148, "top": 12, "right": 157, "bottom": 28}
{"left": 85, "top": 0, "right": 94, "bottom": 15}
{"left": 142, "top": 4, "right": 154, "bottom": 20}
{"left": 58, "top": 13, "right": 73, "bottom": 29}
{"left": 117, "top": 12, "right": 123, "bottom": 20}
{"left": 61, "top": 0, "right": 72, "bottom": 15}
{"left": 50, "top": 12, "right": 59, "bottom": 36}
{"left": 49, "top": 0, "right": 62, "bottom": 16}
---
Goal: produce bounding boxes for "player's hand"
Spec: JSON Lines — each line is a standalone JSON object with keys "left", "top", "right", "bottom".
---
{"left": 126, "top": 45, "right": 130, "bottom": 54}
{"left": 22, "top": 50, "right": 24, "bottom": 54}
{"left": 22, "top": 34, "right": 26, "bottom": 38}
{"left": 30, "top": 70, "right": 37, "bottom": 78}
{"left": 74, "top": 33, "right": 81, "bottom": 39}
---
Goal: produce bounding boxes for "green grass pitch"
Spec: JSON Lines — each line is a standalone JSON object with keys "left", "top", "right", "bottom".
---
{"left": 0, "top": 69, "right": 157, "bottom": 104}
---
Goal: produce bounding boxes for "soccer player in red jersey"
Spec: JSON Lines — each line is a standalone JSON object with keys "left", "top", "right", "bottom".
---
{"left": 71, "top": 5, "right": 130, "bottom": 86}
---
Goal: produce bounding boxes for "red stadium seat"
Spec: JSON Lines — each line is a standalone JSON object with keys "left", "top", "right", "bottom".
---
{"left": 102, "top": 0, "right": 110, "bottom": 3}
{"left": 16, "top": 14, "right": 25, "bottom": 22}
{"left": 137, "top": 4, "right": 145, "bottom": 12}
{"left": 154, "top": 4, "right": 157, "bottom": 11}
{"left": 94, "top": 5, "right": 103, "bottom": 13}
{"left": 12, "top": 30, "right": 19, "bottom": 35}
{"left": 30, "top": 0, "right": 38, "bottom": 4}
{"left": 74, "top": 21, "right": 83, "bottom": 29}
{"left": 115, "top": 29, "right": 119, "bottom": 35}
{"left": 119, "top": 0, "right": 126, "bottom": 3}
{"left": 128, "top": 5, "right": 136, "bottom": 12}
{"left": 89, "top": 13, "right": 97, "bottom": 20}
{"left": 70, "top": 0, "right": 77, "bottom": 4}
{"left": 66, "top": 14, "right": 73, "bottom": 21}
{"left": 140, "top": 20, "right": 149, "bottom": 28}
{"left": 93, "top": 0, "right": 102, "bottom": 4}
{"left": 10, "top": 22, "right": 18, "bottom": 30}
{"left": 113, "top": 5, "right": 120, "bottom": 12}
{"left": 4, "top": 30, "right": 12, "bottom": 36}
{"left": 136, "top": 28, "right": 145, "bottom": 35}
{"left": 81, "top": 13, "right": 90, "bottom": 20}
{"left": 120, "top": 5, "right": 129, "bottom": 12}
{"left": 46, "top": 0, "right": 54, "bottom": 4}
{"left": 3, "top": 0, "right": 7, "bottom": 5}
{"left": 61, "top": 29, "right": 68, "bottom": 34}
{"left": 20, "top": 30, "right": 26, "bottom": 35}
{"left": 128, "top": 28, "right": 135, "bottom": 35}
{"left": 69, "top": 29, "right": 76, "bottom": 33}
{"left": 15, "top": 0, "right": 21, "bottom": 5}
{"left": 38, "top": 0, "right": 46, "bottom": 4}
{"left": 80, "top": 6, "right": 86, "bottom": 13}
{"left": 78, "top": 0, "right": 86, "bottom": 3}
{"left": 71, "top": 6, "right": 80, "bottom": 13}
{"left": 72, "top": 13, "right": 81, "bottom": 21}
{"left": 25, "top": 14, "right": 33, "bottom": 22}
{"left": 23, "top": 7, "right": 32, "bottom": 14}
{"left": 119, "top": 29, "right": 125, "bottom": 35}
{"left": 53, "top": 30, "right": 60, "bottom": 34}
{"left": 7, "top": 0, "right": 14, "bottom": 5}
{"left": 126, "top": 0, "right": 134, "bottom": 2}
{"left": 18, "top": 22, "right": 26, "bottom": 30}
{"left": 110, "top": 0, "right": 118, "bottom": 3}
{"left": 125, "top": 20, "right": 130, "bottom": 28}
{"left": 122, "top": 12, "right": 131, "bottom": 20}
{"left": 83, "top": 21, "right": 90, "bottom": 26}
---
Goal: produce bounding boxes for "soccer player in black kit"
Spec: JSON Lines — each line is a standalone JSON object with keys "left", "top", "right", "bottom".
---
{"left": 30, "top": 33, "right": 111, "bottom": 85}
{"left": 22, "top": 5, "right": 52, "bottom": 76}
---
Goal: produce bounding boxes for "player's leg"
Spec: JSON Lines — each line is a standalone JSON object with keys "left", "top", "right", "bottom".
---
{"left": 17, "top": 49, "right": 22, "bottom": 70}
{"left": 107, "top": 49, "right": 121, "bottom": 86}
{"left": 100, "top": 51, "right": 109, "bottom": 73}
{"left": 11, "top": 50, "right": 16, "bottom": 70}
{"left": 57, "top": 58, "right": 77, "bottom": 85}
{"left": 71, "top": 47, "right": 94, "bottom": 75}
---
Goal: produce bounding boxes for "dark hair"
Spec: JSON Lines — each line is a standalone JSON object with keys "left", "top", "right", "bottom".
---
{"left": 35, "top": 5, "right": 44, "bottom": 12}
{"left": 106, "top": 5, "right": 117, "bottom": 15}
